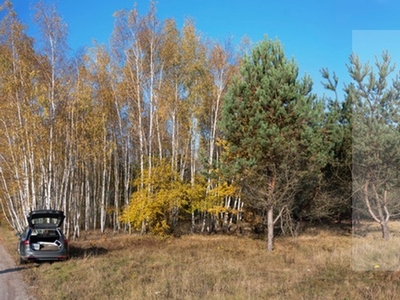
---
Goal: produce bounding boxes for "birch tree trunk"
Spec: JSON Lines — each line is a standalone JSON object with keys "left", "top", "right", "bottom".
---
{"left": 100, "top": 130, "right": 107, "bottom": 233}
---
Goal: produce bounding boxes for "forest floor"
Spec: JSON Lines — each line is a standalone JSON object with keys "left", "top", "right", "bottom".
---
{"left": 2, "top": 220, "right": 400, "bottom": 299}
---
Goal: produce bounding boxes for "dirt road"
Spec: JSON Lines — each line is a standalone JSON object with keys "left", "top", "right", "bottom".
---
{"left": 0, "top": 241, "right": 34, "bottom": 300}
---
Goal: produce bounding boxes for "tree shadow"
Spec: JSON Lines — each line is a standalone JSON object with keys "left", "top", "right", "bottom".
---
{"left": 0, "top": 264, "right": 38, "bottom": 274}
{"left": 352, "top": 222, "right": 379, "bottom": 238}
{"left": 68, "top": 245, "right": 108, "bottom": 258}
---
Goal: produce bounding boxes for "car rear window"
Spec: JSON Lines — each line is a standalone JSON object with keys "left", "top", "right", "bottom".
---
{"left": 31, "top": 217, "right": 62, "bottom": 226}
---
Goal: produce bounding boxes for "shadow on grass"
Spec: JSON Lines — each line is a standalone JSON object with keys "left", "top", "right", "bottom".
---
{"left": 0, "top": 263, "right": 40, "bottom": 274}
{"left": 0, "top": 266, "right": 25, "bottom": 275}
{"left": 352, "top": 222, "right": 378, "bottom": 238}
{"left": 68, "top": 245, "right": 108, "bottom": 259}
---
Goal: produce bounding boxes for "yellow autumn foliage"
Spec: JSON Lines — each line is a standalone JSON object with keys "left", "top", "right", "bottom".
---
{"left": 121, "top": 160, "right": 240, "bottom": 235}
{"left": 205, "top": 181, "right": 239, "bottom": 215}
{"left": 120, "top": 160, "right": 191, "bottom": 235}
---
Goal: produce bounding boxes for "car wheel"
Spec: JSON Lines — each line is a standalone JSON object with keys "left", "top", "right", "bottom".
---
{"left": 19, "top": 257, "right": 26, "bottom": 265}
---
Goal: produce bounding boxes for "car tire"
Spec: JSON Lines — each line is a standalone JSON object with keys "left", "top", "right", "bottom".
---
{"left": 19, "top": 257, "right": 26, "bottom": 265}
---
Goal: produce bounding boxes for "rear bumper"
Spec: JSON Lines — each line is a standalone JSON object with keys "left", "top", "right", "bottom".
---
{"left": 20, "top": 249, "right": 69, "bottom": 262}
{"left": 21, "top": 254, "right": 69, "bottom": 263}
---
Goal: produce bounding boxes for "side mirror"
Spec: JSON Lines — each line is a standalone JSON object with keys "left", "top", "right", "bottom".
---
{"left": 15, "top": 232, "right": 21, "bottom": 238}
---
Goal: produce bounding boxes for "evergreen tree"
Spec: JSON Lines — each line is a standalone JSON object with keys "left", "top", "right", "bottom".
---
{"left": 220, "top": 36, "right": 327, "bottom": 251}
{"left": 348, "top": 52, "right": 400, "bottom": 240}
{"left": 306, "top": 69, "right": 352, "bottom": 223}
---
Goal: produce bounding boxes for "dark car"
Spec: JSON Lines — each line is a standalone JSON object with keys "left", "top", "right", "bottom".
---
{"left": 17, "top": 210, "right": 69, "bottom": 264}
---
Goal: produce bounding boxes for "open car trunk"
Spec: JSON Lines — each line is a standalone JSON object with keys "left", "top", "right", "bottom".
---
{"left": 27, "top": 210, "right": 65, "bottom": 228}
{"left": 29, "top": 229, "right": 63, "bottom": 251}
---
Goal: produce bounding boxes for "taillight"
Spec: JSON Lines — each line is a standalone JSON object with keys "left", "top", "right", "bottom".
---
{"left": 23, "top": 240, "right": 29, "bottom": 245}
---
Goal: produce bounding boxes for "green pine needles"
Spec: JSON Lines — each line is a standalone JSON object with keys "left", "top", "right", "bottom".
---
{"left": 220, "top": 36, "right": 327, "bottom": 250}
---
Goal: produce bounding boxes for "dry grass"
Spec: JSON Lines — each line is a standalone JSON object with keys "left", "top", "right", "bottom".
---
{"left": 352, "top": 221, "right": 400, "bottom": 272}
{"left": 2, "top": 221, "right": 400, "bottom": 299}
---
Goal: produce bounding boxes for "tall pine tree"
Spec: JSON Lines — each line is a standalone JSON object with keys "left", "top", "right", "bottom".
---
{"left": 220, "top": 37, "right": 327, "bottom": 251}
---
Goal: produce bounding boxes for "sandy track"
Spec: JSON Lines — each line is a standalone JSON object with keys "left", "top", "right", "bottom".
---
{"left": 0, "top": 241, "right": 34, "bottom": 300}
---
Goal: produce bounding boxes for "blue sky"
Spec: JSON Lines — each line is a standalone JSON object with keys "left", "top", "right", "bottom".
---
{"left": 9, "top": 0, "right": 400, "bottom": 99}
